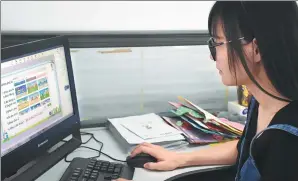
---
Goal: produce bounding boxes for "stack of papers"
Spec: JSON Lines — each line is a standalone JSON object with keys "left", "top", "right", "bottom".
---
{"left": 163, "top": 96, "right": 245, "bottom": 144}
{"left": 108, "top": 113, "right": 185, "bottom": 145}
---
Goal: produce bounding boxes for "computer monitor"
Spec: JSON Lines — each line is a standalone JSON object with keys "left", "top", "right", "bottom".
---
{"left": 1, "top": 36, "right": 82, "bottom": 180}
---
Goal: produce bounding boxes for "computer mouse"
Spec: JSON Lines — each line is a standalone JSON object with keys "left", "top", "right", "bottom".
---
{"left": 126, "top": 153, "right": 158, "bottom": 168}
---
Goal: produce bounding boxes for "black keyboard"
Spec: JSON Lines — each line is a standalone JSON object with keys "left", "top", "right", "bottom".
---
{"left": 59, "top": 157, "right": 134, "bottom": 181}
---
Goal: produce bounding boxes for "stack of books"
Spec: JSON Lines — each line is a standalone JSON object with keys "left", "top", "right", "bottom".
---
{"left": 161, "top": 96, "right": 245, "bottom": 144}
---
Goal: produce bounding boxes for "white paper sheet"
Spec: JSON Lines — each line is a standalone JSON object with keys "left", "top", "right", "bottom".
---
{"left": 120, "top": 113, "right": 182, "bottom": 140}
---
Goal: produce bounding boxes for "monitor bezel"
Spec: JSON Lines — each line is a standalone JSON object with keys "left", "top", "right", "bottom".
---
{"left": 1, "top": 36, "right": 81, "bottom": 180}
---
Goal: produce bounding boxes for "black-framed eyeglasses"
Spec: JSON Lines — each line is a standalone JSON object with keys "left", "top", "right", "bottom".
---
{"left": 207, "top": 37, "right": 245, "bottom": 61}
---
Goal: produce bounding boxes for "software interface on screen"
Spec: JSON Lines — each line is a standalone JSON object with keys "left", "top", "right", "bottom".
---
{"left": 1, "top": 46, "right": 74, "bottom": 156}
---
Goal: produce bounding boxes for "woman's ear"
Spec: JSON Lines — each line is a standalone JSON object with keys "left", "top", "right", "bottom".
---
{"left": 253, "top": 38, "right": 261, "bottom": 63}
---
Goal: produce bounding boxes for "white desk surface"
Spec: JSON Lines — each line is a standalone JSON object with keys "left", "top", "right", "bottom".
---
{"left": 36, "top": 127, "right": 227, "bottom": 181}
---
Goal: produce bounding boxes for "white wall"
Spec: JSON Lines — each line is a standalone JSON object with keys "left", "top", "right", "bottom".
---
{"left": 1, "top": 1, "right": 214, "bottom": 32}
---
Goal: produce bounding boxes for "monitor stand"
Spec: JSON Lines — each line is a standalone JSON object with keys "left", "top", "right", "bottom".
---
{"left": 3, "top": 137, "right": 81, "bottom": 181}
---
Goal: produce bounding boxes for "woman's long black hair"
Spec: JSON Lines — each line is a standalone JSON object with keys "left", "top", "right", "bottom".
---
{"left": 208, "top": 1, "right": 298, "bottom": 102}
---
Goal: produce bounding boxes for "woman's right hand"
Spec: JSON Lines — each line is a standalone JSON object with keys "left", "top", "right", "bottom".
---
{"left": 130, "top": 142, "right": 187, "bottom": 171}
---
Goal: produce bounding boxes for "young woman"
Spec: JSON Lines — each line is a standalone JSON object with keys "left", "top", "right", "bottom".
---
{"left": 116, "top": 2, "right": 298, "bottom": 181}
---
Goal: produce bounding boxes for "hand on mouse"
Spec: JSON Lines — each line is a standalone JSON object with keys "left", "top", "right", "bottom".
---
{"left": 130, "top": 142, "right": 185, "bottom": 171}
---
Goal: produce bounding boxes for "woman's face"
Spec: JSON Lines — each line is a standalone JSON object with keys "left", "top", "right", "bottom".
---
{"left": 211, "top": 23, "right": 259, "bottom": 86}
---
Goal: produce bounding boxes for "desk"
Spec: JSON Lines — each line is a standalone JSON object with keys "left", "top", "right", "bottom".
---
{"left": 36, "top": 127, "right": 228, "bottom": 181}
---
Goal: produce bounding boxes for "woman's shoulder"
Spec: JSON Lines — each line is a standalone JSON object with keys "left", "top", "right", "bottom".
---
{"left": 262, "top": 100, "right": 298, "bottom": 143}
{"left": 253, "top": 118, "right": 298, "bottom": 177}
{"left": 269, "top": 100, "right": 298, "bottom": 128}
{"left": 254, "top": 100, "right": 298, "bottom": 154}
{"left": 255, "top": 130, "right": 298, "bottom": 181}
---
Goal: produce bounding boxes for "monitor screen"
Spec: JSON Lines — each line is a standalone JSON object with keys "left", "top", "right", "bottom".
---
{"left": 1, "top": 46, "right": 74, "bottom": 156}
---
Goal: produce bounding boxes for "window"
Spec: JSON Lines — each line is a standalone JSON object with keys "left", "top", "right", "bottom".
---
{"left": 70, "top": 45, "right": 237, "bottom": 122}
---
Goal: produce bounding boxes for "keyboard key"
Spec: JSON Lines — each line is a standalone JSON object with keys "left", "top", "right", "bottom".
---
{"left": 83, "top": 173, "right": 89, "bottom": 178}
{"left": 94, "top": 166, "right": 101, "bottom": 170}
{"left": 87, "top": 164, "right": 94, "bottom": 169}
{"left": 100, "top": 166, "right": 108, "bottom": 171}
{"left": 104, "top": 175, "right": 112, "bottom": 180}
{"left": 102, "top": 164, "right": 109, "bottom": 168}
{"left": 86, "top": 168, "right": 92, "bottom": 172}
{"left": 107, "top": 168, "right": 114, "bottom": 173}
{"left": 90, "top": 160, "right": 96, "bottom": 164}
{"left": 91, "top": 173, "right": 98, "bottom": 177}
{"left": 91, "top": 172, "right": 98, "bottom": 176}
{"left": 109, "top": 163, "right": 114, "bottom": 167}
{"left": 74, "top": 168, "right": 82, "bottom": 172}
{"left": 90, "top": 164, "right": 96, "bottom": 168}
{"left": 104, "top": 172, "right": 113, "bottom": 179}
{"left": 115, "top": 164, "right": 123, "bottom": 169}
{"left": 90, "top": 174, "right": 98, "bottom": 179}
{"left": 72, "top": 172, "right": 80, "bottom": 177}
{"left": 92, "top": 170, "right": 99, "bottom": 174}
{"left": 114, "top": 167, "right": 121, "bottom": 173}
{"left": 102, "top": 161, "right": 109, "bottom": 166}
{"left": 90, "top": 173, "right": 98, "bottom": 178}
{"left": 111, "top": 174, "right": 119, "bottom": 179}
{"left": 70, "top": 176, "right": 78, "bottom": 180}
{"left": 90, "top": 161, "right": 96, "bottom": 165}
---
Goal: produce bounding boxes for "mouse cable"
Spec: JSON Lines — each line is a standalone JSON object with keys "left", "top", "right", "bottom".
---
{"left": 62, "top": 131, "right": 126, "bottom": 163}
